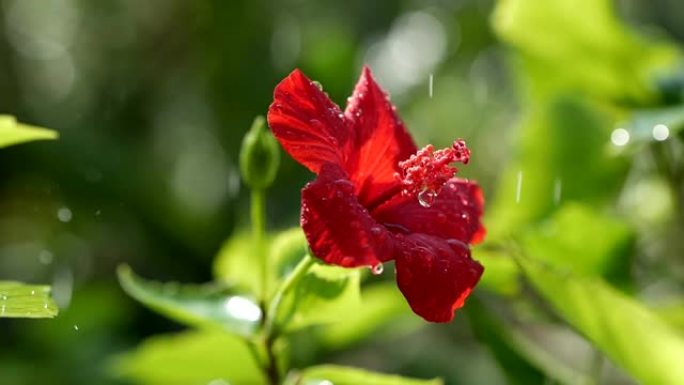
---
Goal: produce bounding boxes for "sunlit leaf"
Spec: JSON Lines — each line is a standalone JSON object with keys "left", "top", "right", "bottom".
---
{"left": 213, "top": 228, "right": 308, "bottom": 299}
{"left": 0, "top": 115, "right": 59, "bottom": 149}
{"left": 213, "top": 231, "right": 265, "bottom": 296}
{"left": 117, "top": 265, "right": 261, "bottom": 337}
{"left": 473, "top": 249, "right": 520, "bottom": 296}
{"left": 519, "top": 257, "right": 684, "bottom": 385}
{"left": 493, "top": 0, "right": 677, "bottom": 103}
{"left": 270, "top": 228, "right": 309, "bottom": 283}
{"left": 111, "top": 329, "right": 266, "bottom": 385}
{"left": 654, "top": 301, "right": 684, "bottom": 334}
{"left": 292, "top": 365, "right": 442, "bottom": 385}
{"left": 521, "top": 203, "right": 634, "bottom": 281}
{"left": 317, "top": 282, "right": 419, "bottom": 349}
{"left": 488, "top": 97, "right": 629, "bottom": 238}
{"left": 0, "top": 281, "right": 58, "bottom": 318}
{"left": 275, "top": 261, "right": 360, "bottom": 333}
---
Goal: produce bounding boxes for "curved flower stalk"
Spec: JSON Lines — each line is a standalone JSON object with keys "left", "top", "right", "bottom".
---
{"left": 267, "top": 67, "right": 486, "bottom": 322}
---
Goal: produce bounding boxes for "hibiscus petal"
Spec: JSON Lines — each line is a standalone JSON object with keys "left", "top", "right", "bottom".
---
{"left": 344, "top": 66, "right": 417, "bottom": 209}
{"left": 371, "top": 178, "right": 486, "bottom": 245}
{"left": 301, "top": 164, "right": 396, "bottom": 268}
{"left": 394, "top": 234, "right": 483, "bottom": 323}
{"left": 267, "top": 69, "right": 353, "bottom": 174}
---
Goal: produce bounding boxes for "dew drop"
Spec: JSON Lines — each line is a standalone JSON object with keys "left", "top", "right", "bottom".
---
{"left": 312, "top": 80, "right": 323, "bottom": 91}
{"left": 418, "top": 189, "right": 437, "bottom": 208}
{"left": 371, "top": 263, "right": 384, "bottom": 275}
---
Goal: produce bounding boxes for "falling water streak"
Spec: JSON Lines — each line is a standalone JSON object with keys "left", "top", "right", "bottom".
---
{"left": 428, "top": 73, "right": 434, "bottom": 98}
{"left": 554, "top": 178, "right": 562, "bottom": 205}
{"left": 515, "top": 171, "right": 523, "bottom": 204}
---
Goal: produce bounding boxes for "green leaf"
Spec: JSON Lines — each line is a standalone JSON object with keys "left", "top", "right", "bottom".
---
{"left": 493, "top": 0, "right": 677, "bottom": 103}
{"left": 111, "top": 329, "right": 266, "bottom": 385}
{"left": 317, "top": 283, "right": 419, "bottom": 349}
{"left": 0, "top": 115, "right": 58, "bottom": 148}
{"left": 654, "top": 301, "right": 684, "bottom": 334}
{"left": 518, "top": 256, "right": 684, "bottom": 385}
{"left": 117, "top": 265, "right": 261, "bottom": 337}
{"left": 521, "top": 203, "right": 634, "bottom": 281}
{"left": 213, "top": 228, "right": 308, "bottom": 298}
{"left": 293, "top": 365, "right": 442, "bottom": 385}
{"left": 275, "top": 260, "right": 360, "bottom": 333}
{"left": 466, "top": 298, "right": 565, "bottom": 385}
{"left": 0, "top": 281, "right": 58, "bottom": 318}
{"left": 487, "top": 97, "right": 629, "bottom": 238}
{"left": 473, "top": 248, "right": 520, "bottom": 296}
{"left": 270, "top": 228, "right": 309, "bottom": 283}
{"left": 213, "top": 231, "right": 264, "bottom": 296}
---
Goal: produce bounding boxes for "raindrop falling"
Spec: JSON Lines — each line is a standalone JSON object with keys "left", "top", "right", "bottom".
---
{"left": 418, "top": 189, "right": 437, "bottom": 208}
{"left": 371, "top": 263, "right": 384, "bottom": 275}
{"left": 73, "top": 324, "right": 79, "bottom": 331}
{"left": 515, "top": 171, "right": 523, "bottom": 204}
{"left": 428, "top": 73, "right": 434, "bottom": 98}
{"left": 554, "top": 178, "right": 562, "bottom": 205}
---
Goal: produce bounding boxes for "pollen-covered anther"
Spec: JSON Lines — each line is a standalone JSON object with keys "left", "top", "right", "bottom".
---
{"left": 396, "top": 139, "right": 471, "bottom": 198}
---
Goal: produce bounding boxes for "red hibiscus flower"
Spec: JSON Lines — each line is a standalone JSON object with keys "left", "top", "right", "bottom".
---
{"left": 267, "top": 67, "right": 485, "bottom": 322}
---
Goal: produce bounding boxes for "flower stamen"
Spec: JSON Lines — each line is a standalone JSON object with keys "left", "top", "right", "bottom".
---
{"left": 396, "top": 139, "right": 471, "bottom": 205}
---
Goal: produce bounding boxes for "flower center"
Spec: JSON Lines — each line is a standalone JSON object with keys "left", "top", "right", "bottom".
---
{"left": 396, "top": 139, "right": 470, "bottom": 206}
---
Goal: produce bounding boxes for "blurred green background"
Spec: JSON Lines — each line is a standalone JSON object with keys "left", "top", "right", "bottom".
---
{"left": 2, "top": 0, "right": 684, "bottom": 384}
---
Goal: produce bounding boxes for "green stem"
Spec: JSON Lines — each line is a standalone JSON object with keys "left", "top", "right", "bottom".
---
{"left": 251, "top": 189, "right": 267, "bottom": 301}
{"left": 260, "top": 254, "right": 315, "bottom": 385}
{"left": 265, "top": 254, "right": 315, "bottom": 338}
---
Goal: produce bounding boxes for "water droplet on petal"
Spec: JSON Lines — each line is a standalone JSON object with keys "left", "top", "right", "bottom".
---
{"left": 370, "top": 226, "right": 382, "bottom": 235}
{"left": 418, "top": 189, "right": 437, "bottom": 208}
{"left": 371, "top": 263, "right": 384, "bottom": 275}
{"left": 312, "top": 80, "right": 323, "bottom": 91}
